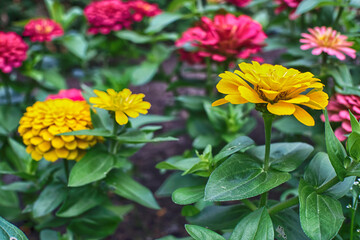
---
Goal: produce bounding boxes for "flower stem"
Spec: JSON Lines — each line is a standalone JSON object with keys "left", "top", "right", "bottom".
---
{"left": 259, "top": 114, "right": 274, "bottom": 207}
{"left": 241, "top": 199, "right": 258, "bottom": 211}
{"left": 63, "top": 159, "right": 69, "bottom": 183}
{"left": 316, "top": 176, "right": 339, "bottom": 194}
{"left": 350, "top": 205, "right": 357, "bottom": 240}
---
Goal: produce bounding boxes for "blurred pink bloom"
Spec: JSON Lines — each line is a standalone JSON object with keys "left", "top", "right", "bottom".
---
{"left": 128, "top": 0, "right": 161, "bottom": 22}
{"left": 23, "top": 18, "right": 64, "bottom": 42}
{"left": 321, "top": 94, "right": 360, "bottom": 141}
{"left": 84, "top": 0, "right": 133, "bottom": 34}
{"left": 300, "top": 27, "right": 356, "bottom": 61}
{"left": 0, "top": 32, "right": 28, "bottom": 73}
{"left": 225, "top": 0, "right": 251, "bottom": 7}
{"left": 274, "top": 0, "right": 302, "bottom": 20}
{"left": 46, "top": 89, "right": 85, "bottom": 101}
{"left": 176, "top": 13, "right": 266, "bottom": 64}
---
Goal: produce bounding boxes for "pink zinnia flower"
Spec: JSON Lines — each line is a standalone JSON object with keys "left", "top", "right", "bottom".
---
{"left": 84, "top": 0, "right": 133, "bottom": 34}
{"left": 46, "top": 89, "right": 85, "bottom": 101}
{"left": 300, "top": 27, "right": 356, "bottom": 61}
{"left": 128, "top": 0, "right": 161, "bottom": 22}
{"left": 23, "top": 18, "right": 64, "bottom": 42}
{"left": 274, "top": 0, "right": 302, "bottom": 20}
{"left": 208, "top": 0, "right": 251, "bottom": 7}
{"left": 175, "top": 14, "right": 266, "bottom": 64}
{"left": 0, "top": 32, "right": 28, "bottom": 73}
{"left": 321, "top": 94, "right": 360, "bottom": 141}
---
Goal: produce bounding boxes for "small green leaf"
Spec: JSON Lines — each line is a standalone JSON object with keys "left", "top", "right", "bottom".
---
{"left": 130, "top": 114, "right": 175, "bottom": 129}
{"left": 349, "top": 111, "right": 360, "bottom": 134}
{"left": 185, "top": 224, "right": 225, "bottom": 240}
{"left": 146, "top": 12, "right": 183, "bottom": 33}
{"left": 40, "top": 229, "right": 59, "bottom": 240}
{"left": 324, "top": 110, "right": 347, "bottom": 180}
{"left": 299, "top": 179, "right": 344, "bottom": 240}
{"left": 230, "top": 207, "right": 274, "bottom": 240}
{"left": 272, "top": 209, "right": 309, "bottom": 240}
{"left": 43, "top": 69, "right": 66, "bottom": 89}
{"left": 172, "top": 185, "right": 205, "bottom": 205}
{"left": 62, "top": 33, "right": 88, "bottom": 59}
{"left": 115, "top": 30, "right": 152, "bottom": 43}
{"left": 106, "top": 169, "right": 160, "bottom": 209}
{"left": 347, "top": 132, "right": 360, "bottom": 162}
{"left": 33, "top": 183, "right": 67, "bottom": 218}
{"left": 213, "top": 136, "right": 255, "bottom": 163}
{"left": 68, "top": 149, "right": 115, "bottom": 187}
{"left": 131, "top": 61, "right": 159, "bottom": 86}
{"left": 295, "top": 0, "right": 337, "bottom": 15}
{"left": 0, "top": 217, "right": 28, "bottom": 240}
{"left": 1, "top": 182, "right": 37, "bottom": 193}
{"left": 205, "top": 153, "right": 291, "bottom": 201}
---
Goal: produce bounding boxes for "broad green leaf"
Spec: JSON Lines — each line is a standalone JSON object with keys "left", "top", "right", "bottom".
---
{"left": 0, "top": 217, "right": 28, "bottom": 240}
{"left": 205, "top": 153, "right": 291, "bottom": 201}
{"left": 304, "top": 152, "right": 355, "bottom": 199}
{"left": 68, "top": 206, "right": 121, "bottom": 239}
{"left": 146, "top": 12, "right": 183, "bottom": 33}
{"left": 117, "top": 129, "right": 177, "bottom": 143}
{"left": 68, "top": 149, "right": 115, "bottom": 187}
{"left": 182, "top": 205, "right": 200, "bottom": 217}
{"left": 185, "top": 224, "right": 225, "bottom": 240}
{"left": 230, "top": 207, "right": 274, "bottom": 240}
{"left": 131, "top": 61, "right": 159, "bottom": 85}
{"left": 272, "top": 209, "right": 309, "bottom": 240}
{"left": 1, "top": 182, "right": 37, "bottom": 193}
{"left": 295, "top": 0, "right": 337, "bottom": 14}
{"left": 115, "top": 30, "right": 152, "bottom": 43}
{"left": 62, "top": 34, "right": 87, "bottom": 59}
{"left": 347, "top": 132, "right": 360, "bottom": 161}
{"left": 349, "top": 111, "right": 360, "bottom": 134}
{"left": 40, "top": 230, "right": 59, "bottom": 240}
{"left": 324, "top": 110, "right": 347, "bottom": 180}
{"left": 247, "top": 142, "right": 314, "bottom": 172}
{"left": 106, "top": 169, "right": 160, "bottom": 209}
{"left": 130, "top": 114, "right": 175, "bottom": 129}
{"left": 299, "top": 180, "right": 344, "bottom": 240}
{"left": 56, "top": 186, "right": 106, "bottom": 217}
{"left": 33, "top": 183, "right": 67, "bottom": 218}
{"left": 45, "top": 0, "right": 64, "bottom": 23}
{"left": 58, "top": 128, "right": 112, "bottom": 137}
{"left": 0, "top": 106, "right": 22, "bottom": 133}
{"left": 156, "top": 172, "right": 207, "bottom": 197}
{"left": 0, "top": 189, "right": 18, "bottom": 208}
{"left": 328, "top": 64, "right": 353, "bottom": 88}
{"left": 273, "top": 116, "right": 316, "bottom": 135}
{"left": 42, "top": 69, "right": 66, "bottom": 89}
{"left": 157, "top": 236, "right": 192, "bottom": 240}
{"left": 213, "top": 136, "right": 255, "bottom": 163}
{"left": 62, "top": 7, "right": 83, "bottom": 29}
{"left": 105, "top": 204, "right": 134, "bottom": 219}
{"left": 7, "top": 138, "right": 32, "bottom": 173}
{"left": 187, "top": 204, "right": 251, "bottom": 230}
{"left": 0, "top": 162, "right": 14, "bottom": 174}
{"left": 348, "top": 162, "right": 360, "bottom": 177}
{"left": 172, "top": 185, "right": 205, "bottom": 205}
{"left": 156, "top": 156, "right": 200, "bottom": 171}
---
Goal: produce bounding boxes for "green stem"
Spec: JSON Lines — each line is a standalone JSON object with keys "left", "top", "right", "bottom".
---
{"left": 242, "top": 199, "right": 258, "bottom": 211}
{"left": 268, "top": 197, "right": 299, "bottom": 215}
{"left": 316, "top": 176, "right": 339, "bottom": 194}
{"left": 259, "top": 114, "right": 274, "bottom": 208}
{"left": 109, "top": 117, "right": 122, "bottom": 154}
{"left": 205, "top": 57, "right": 213, "bottom": 97}
{"left": 63, "top": 159, "right": 69, "bottom": 183}
{"left": 350, "top": 206, "right": 356, "bottom": 240}
{"left": 334, "top": 6, "right": 344, "bottom": 27}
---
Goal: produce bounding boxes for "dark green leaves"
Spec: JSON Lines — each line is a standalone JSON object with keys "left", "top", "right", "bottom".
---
{"left": 146, "top": 12, "right": 184, "bottom": 33}
{"left": 205, "top": 153, "right": 290, "bottom": 201}
{"left": 230, "top": 207, "right": 274, "bottom": 240}
{"left": 299, "top": 180, "right": 344, "bottom": 240}
{"left": 213, "top": 136, "right": 254, "bottom": 163}
{"left": 172, "top": 185, "right": 205, "bottom": 205}
{"left": 324, "top": 110, "right": 347, "bottom": 180}
{"left": 33, "top": 183, "right": 67, "bottom": 218}
{"left": 185, "top": 225, "right": 225, "bottom": 240}
{"left": 0, "top": 217, "right": 28, "bottom": 240}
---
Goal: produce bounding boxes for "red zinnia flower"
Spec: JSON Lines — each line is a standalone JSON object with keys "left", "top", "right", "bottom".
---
{"left": 46, "top": 89, "right": 85, "bottom": 101}
{"left": 128, "top": 0, "right": 162, "bottom": 22}
{"left": 0, "top": 32, "right": 28, "bottom": 73}
{"left": 274, "top": 0, "right": 302, "bottom": 20}
{"left": 23, "top": 18, "right": 64, "bottom": 42}
{"left": 176, "top": 13, "right": 266, "bottom": 64}
{"left": 84, "top": 0, "right": 133, "bottom": 34}
{"left": 300, "top": 26, "right": 356, "bottom": 61}
{"left": 321, "top": 94, "right": 360, "bottom": 141}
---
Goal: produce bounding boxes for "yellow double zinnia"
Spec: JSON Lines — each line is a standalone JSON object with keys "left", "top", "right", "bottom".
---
{"left": 212, "top": 61, "right": 329, "bottom": 126}
{"left": 89, "top": 88, "right": 151, "bottom": 125}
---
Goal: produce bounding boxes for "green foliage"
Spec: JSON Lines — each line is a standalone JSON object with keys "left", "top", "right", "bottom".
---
{"left": 185, "top": 224, "right": 225, "bottom": 240}
{"left": 0, "top": 217, "right": 28, "bottom": 240}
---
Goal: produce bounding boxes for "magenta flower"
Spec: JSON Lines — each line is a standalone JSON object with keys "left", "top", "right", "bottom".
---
{"left": 46, "top": 89, "right": 85, "bottom": 101}
{"left": 128, "top": 0, "right": 162, "bottom": 22}
{"left": 274, "top": 0, "right": 302, "bottom": 20}
{"left": 0, "top": 32, "right": 28, "bottom": 73}
{"left": 300, "top": 27, "right": 356, "bottom": 61}
{"left": 321, "top": 94, "right": 360, "bottom": 141}
{"left": 176, "top": 13, "right": 266, "bottom": 64}
{"left": 23, "top": 18, "right": 64, "bottom": 42}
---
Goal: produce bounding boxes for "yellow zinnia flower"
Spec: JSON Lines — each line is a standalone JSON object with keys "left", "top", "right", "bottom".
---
{"left": 89, "top": 88, "right": 151, "bottom": 125}
{"left": 18, "top": 99, "right": 101, "bottom": 162}
{"left": 212, "top": 61, "right": 329, "bottom": 126}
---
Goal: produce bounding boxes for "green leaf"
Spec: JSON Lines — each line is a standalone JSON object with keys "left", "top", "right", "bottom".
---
{"left": 42, "top": 69, "right": 66, "bottom": 90}
{"left": 40, "top": 230, "right": 59, "bottom": 240}
{"left": 1, "top": 182, "right": 37, "bottom": 193}
{"left": 0, "top": 162, "right": 14, "bottom": 174}
{"left": 230, "top": 207, "right": 274, "bottom": 240}
{"left": 299, "top": 179, "right": 344, "bottom": 240}
{"left": 0, "top": 217, "right": 28, "bottom": 240}
{"left": 185, "top": 224, "right": 225, "bottom": 240}
{"left": 131, "top": 61, "right": 159, "bottom": 86}
{"left": 130, "top": 114, "right": 175, "bottom": 129}
{"left": 172, "top": 185, "right": 205, "bottom": 205}
{"left": 328, "top": 64, "right": 353, "bottom": 88}
{"left": 213, "top": 136, "right": 255, "bottom": 163}
{"left": 62, "top": 33, "right": 88, "bottom": 59}
{"left": 146, "top": 12, "right": 183, "bottom": 33}
{"left": 187, "top": 204, "right": 251, "bottom": 230}
{"left": 304, "top": 152, "right": 355, "bottom": 199}
{"left": 68, "top": 206, "right": 121, "bottom": 239}
{"left": 0, "top": 189, "right": 19, "bottom": 208}
{"left": 68, "top": 149, "right": 115, "bottom": 187}
{"left": 62, "top": 7, "right": 83, "bottom": 29}
{"left": 58, "top": 128, "right": 112, "bottom": 137}
{"left": 56, "top": 186, "right": 106, "bottom": 217}
{"left": 295, "top": 0, "right": 337, "bottom": 14}
{"left": 106, "top": 169, "right": 160, "bottom": 209}
{"left": 349, "top": 111, "right": 360, "bottom": 134}
{"left": 205, "top": 153, "right": 291, "bottom": 201}
{"left": 272, "top": 209, "right": 309, "bottom": 240}
{"left": 7, "top": 138, "right": 32, "bottom": 173}
{"left": 117, "top": 129, "right": 177, "bottom": 143}
{"left": 247, "top": 142, "right": 314, "bottom": 172}
{"left": 324, "top": 110, "right": 347, "bottom": 180}
{"left": 115, "top": 30, "right": 152, "bottom": 43}
{"left": 33, "top": 183, "right": 67, "bottom": 218}
{"left": 347, "top": 132, "right": 360, "bottom": 161}
{"left": 45, "top": 0, "right": 64, "bottom": 23}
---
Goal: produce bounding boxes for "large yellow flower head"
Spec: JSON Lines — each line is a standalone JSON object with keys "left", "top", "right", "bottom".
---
{"left": 18, "top": 99, "right": 101, "bottom": 162}
{"left": 213, "top": 61, "right": 329, "bottom": 126}
{"left": 89, "top": 88, "right": 151, "bottom": 125}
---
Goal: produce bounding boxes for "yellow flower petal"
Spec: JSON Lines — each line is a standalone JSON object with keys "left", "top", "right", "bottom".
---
{"left": 281, "top": 95, "right": 310, "bottom": 104}
{"left": 124, "top": 109, "right": 140, "bottom": 118}
{"left": 238, "top": 86, "right": 266, "bottom": 103}
{"left": 38, "top": 141, "right": 51, "bottom": 152}
{"left": 224, "top": 94, "right": 248, "bottom": 104}
{"left": 293, "top": 105, "right": 315, "bottom": 126}
{"left": 43, "top": 150, "right": 58, "bottom": 162}
{"left": 261, "top": 89, "right": 279, "bottom": 101}
{"left": 212, "top": 98, "right": 228, "bottom": 106}
{"left": 31, "top": 151, "right": 43, "bottom": 161}
{"left": 115, "top": 111, "right": 128, "bottom": 125}
{"left": 51, "top": 136, "right": 65, "bottom": 149}
{"left": 56, "top": 148, "right": 69, "bottom": 158}
{"left": 267, "top": 102, "right": 296, "bottom": 115}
